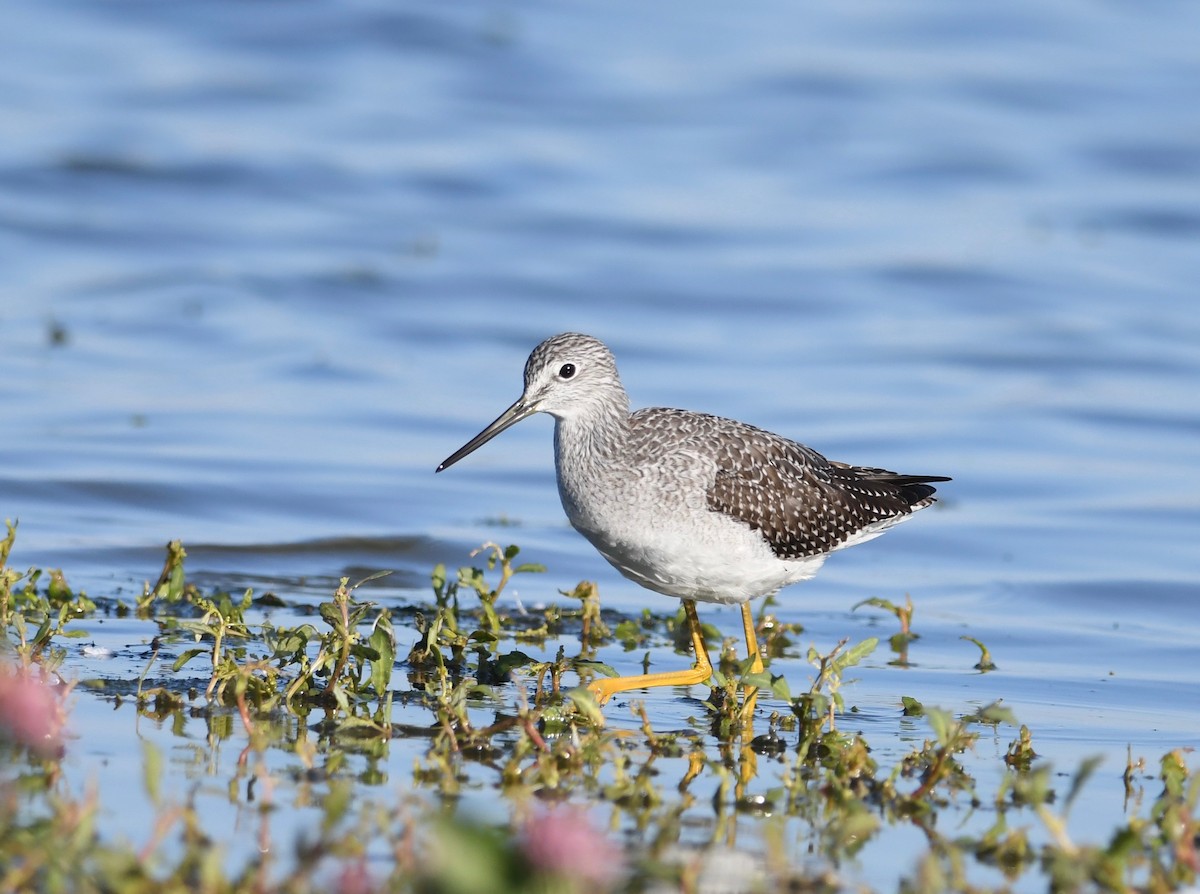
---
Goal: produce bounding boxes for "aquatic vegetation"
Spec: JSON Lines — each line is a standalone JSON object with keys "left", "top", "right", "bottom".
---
{"left": 854, "top": 595, "right": 917, "bottom": 667}
{"left": 0, "top": 522, "right": 1196, "bottom": 893}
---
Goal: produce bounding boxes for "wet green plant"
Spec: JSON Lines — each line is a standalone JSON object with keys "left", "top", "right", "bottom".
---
{"left": 961, "top": 634, "right": 997, "bottom": 671}
{"left": 0, "top": 524, "right": 15, "bottom": 638}
{"left": 415, "top": 544, "right": 545, "bottom": 678}
{"left": 411, "top": 545, "right": 618, "bottom": 729}
{"left": 7, "top": 600, "right": 86, "bottom": 673}
{"left": 1004, "top": 723, "right": 1038, "bottom": 771}
{"left": 854, "top": 594, "right": 917, "bottom": 666}
{"left": 3, "top": 527, "right": 1200, "bottom": 894}
{"left": 565, "top": 579, "right": 609, "bottom": 646}
{"left": 741, "top": 635, "right": 879, "bottom": 746}
{"left": 169, "top": 587, "right": 256, "bottom": 702}
{"left": 897, "top": 705, "right": 983, "bottom": 806}
{"left": 137, "top": 538, "right": 198, "bottom": 614}
{"left": 0, "top": 522, "right": 92, "bottom": 673}
{"left": 753, "top": 602, "right": 802, "bottom": 661}
{"left": 454, "top": 542, "right": 545, "bottom": 635}
{"left": 612, "top": 608, "right": 655, "bottom": 652}
{"left": 268, "top": 576, "right": 397, "bottom": 744}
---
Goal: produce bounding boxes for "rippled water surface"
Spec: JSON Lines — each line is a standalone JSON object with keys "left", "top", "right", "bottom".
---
{"left": 3, "top": 0, "right": 1199, "bottom": 889}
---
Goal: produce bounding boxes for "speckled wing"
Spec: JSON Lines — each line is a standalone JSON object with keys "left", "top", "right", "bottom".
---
{"left": 701, "top": 418, "right": 947, "bottom": 561}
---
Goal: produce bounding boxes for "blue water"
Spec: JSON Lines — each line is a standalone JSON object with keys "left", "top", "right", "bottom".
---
{"left": 3, "top": 1, "right": 1199, "bottom": 889}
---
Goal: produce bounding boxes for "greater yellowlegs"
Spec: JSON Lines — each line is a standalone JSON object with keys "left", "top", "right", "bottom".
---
{"left": 437, "top": 333, "right": 949, "bottom": 709}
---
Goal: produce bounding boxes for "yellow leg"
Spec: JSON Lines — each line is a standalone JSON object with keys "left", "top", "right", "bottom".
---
{"left": 588, "top": 600, "right": 712, "bottom": 705}
{"left": 739, "top": 602, "right": 763, "bottom": 722}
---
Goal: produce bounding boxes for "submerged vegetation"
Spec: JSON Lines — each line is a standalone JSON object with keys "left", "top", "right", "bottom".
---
{"left": 0, "top": 519, "right": 1196, "bottom": 893}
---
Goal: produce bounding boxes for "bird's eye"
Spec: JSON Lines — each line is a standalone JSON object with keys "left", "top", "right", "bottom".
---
{"left": 558, "top": 363, "right": 576, "bottom": 379}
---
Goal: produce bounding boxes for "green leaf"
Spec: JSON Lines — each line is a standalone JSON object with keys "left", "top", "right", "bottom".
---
{"left": 350, "top": 644, "right": 381, "bottom": 662}
{"left": 175, "top": 620, "right": 215, "bottom": 639}
{"left": 572, "top": 658, "right": 617, "bottom": 678}
{"left": 142, "top": 740, "right": 163, "bottom": 804}
{"left": 740, "top": 670, "right": 774, "bottom": 689}
{"left": 968, "top": 701, "right": 1018, "bottom": 727}
{"left": 961, "top": 635, "right": 996, "bottom": 670}
{"left": 493, "top": 650, "right": 536, "bottom": 676}
{"left": 353, "top": 569, "right": 393, "bottom": 588}
{"left": 740, "top": 670, "right": 791, "bottom": 701}
{"left": 335, "top": 715, "right": 383, "bottom": 733}
{"left": 368, "top": 616, "right": 395, "bottom": 697}
{"left": 458, "top": 566, "right": 487, "bottom": 595}
{"left": 1160, "top": 750, "right": 1189, "bottom": 797}
{"left": 801, "top": 692, "right": 831, "bottom": 720}
{"left": 272, "top": 629, "right": 312, "bottom": 655}
{"left": 770, "top": 675, "right": 793, "bottom": 701}
{"left": 427, "top": 817, "right": 514, "bottom": 893}
{"left": 322, "top": 779, "right": 353, "bottom": 831}
{"left": 172, "top": 648, "right": 208, "bottom": 671}
{"left": 0, "top": 519, "right": 17, "bottom": 567}
{"left": 318, "top": 602, "right": 344, "bottom": 629}
{"left": 835, "top": 637, "right": 878, "bottom": 671}
{"left": 566, "top": 687, "right": 606, "bottom": 726}
{"left": 1064, "top": 755, "right": 1104, "bottom": 813}
{"left": 925, "top": 706, "right": 954, "bottom": 745}
{"left": 329, "top": 683, "right": 351, "bottom": 714}
{"left": 852, "top": 596, "right": 898, "bottom": 614}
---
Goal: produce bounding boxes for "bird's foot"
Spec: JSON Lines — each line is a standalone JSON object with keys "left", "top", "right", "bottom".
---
{"left": 586, "top": 679, "right": 615, "bottom": 707}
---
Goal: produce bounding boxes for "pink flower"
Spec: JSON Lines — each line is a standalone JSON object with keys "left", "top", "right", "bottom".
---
{"left": 0, "top": 665, "right": 65, "bottom": 759}
{"left": 333, "top": 860, "right": 376, "bottom": 894}
{"left": 520, "top": 807, "right": 623, "bottom": 890}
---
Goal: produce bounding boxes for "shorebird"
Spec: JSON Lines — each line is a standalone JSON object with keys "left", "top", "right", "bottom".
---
{"left": 436, "top": 333, "right": 949, "bottom": 710}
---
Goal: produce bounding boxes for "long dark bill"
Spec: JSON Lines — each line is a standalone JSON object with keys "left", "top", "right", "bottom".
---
{"left": 435, "top": 397, "right": 537, "bottom": 472}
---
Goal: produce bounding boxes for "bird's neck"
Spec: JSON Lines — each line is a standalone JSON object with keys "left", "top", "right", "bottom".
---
{"left": 553, "top": 399, "right": 630, "bottom": 536}
{"left": 553, "top": 396, "right": 631, "bottom": 478}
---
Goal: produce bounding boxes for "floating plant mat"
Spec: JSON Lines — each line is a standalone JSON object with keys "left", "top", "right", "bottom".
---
{"left": 0, "top": 525, "right": 1196, "bottom": 894}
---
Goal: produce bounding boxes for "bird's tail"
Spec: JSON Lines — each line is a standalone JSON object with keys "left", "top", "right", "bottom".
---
{"left": 858, "top": 470, "right": 951, "bottom": 507}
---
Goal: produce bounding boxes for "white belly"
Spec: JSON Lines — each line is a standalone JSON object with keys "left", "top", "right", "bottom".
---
{"left": 567, "top": 495, "right": 825, "bottom": 605}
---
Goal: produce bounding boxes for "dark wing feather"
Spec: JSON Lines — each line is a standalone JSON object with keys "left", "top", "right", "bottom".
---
{"left": 706, "top": 427, "right": 949, "bottom": 560}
